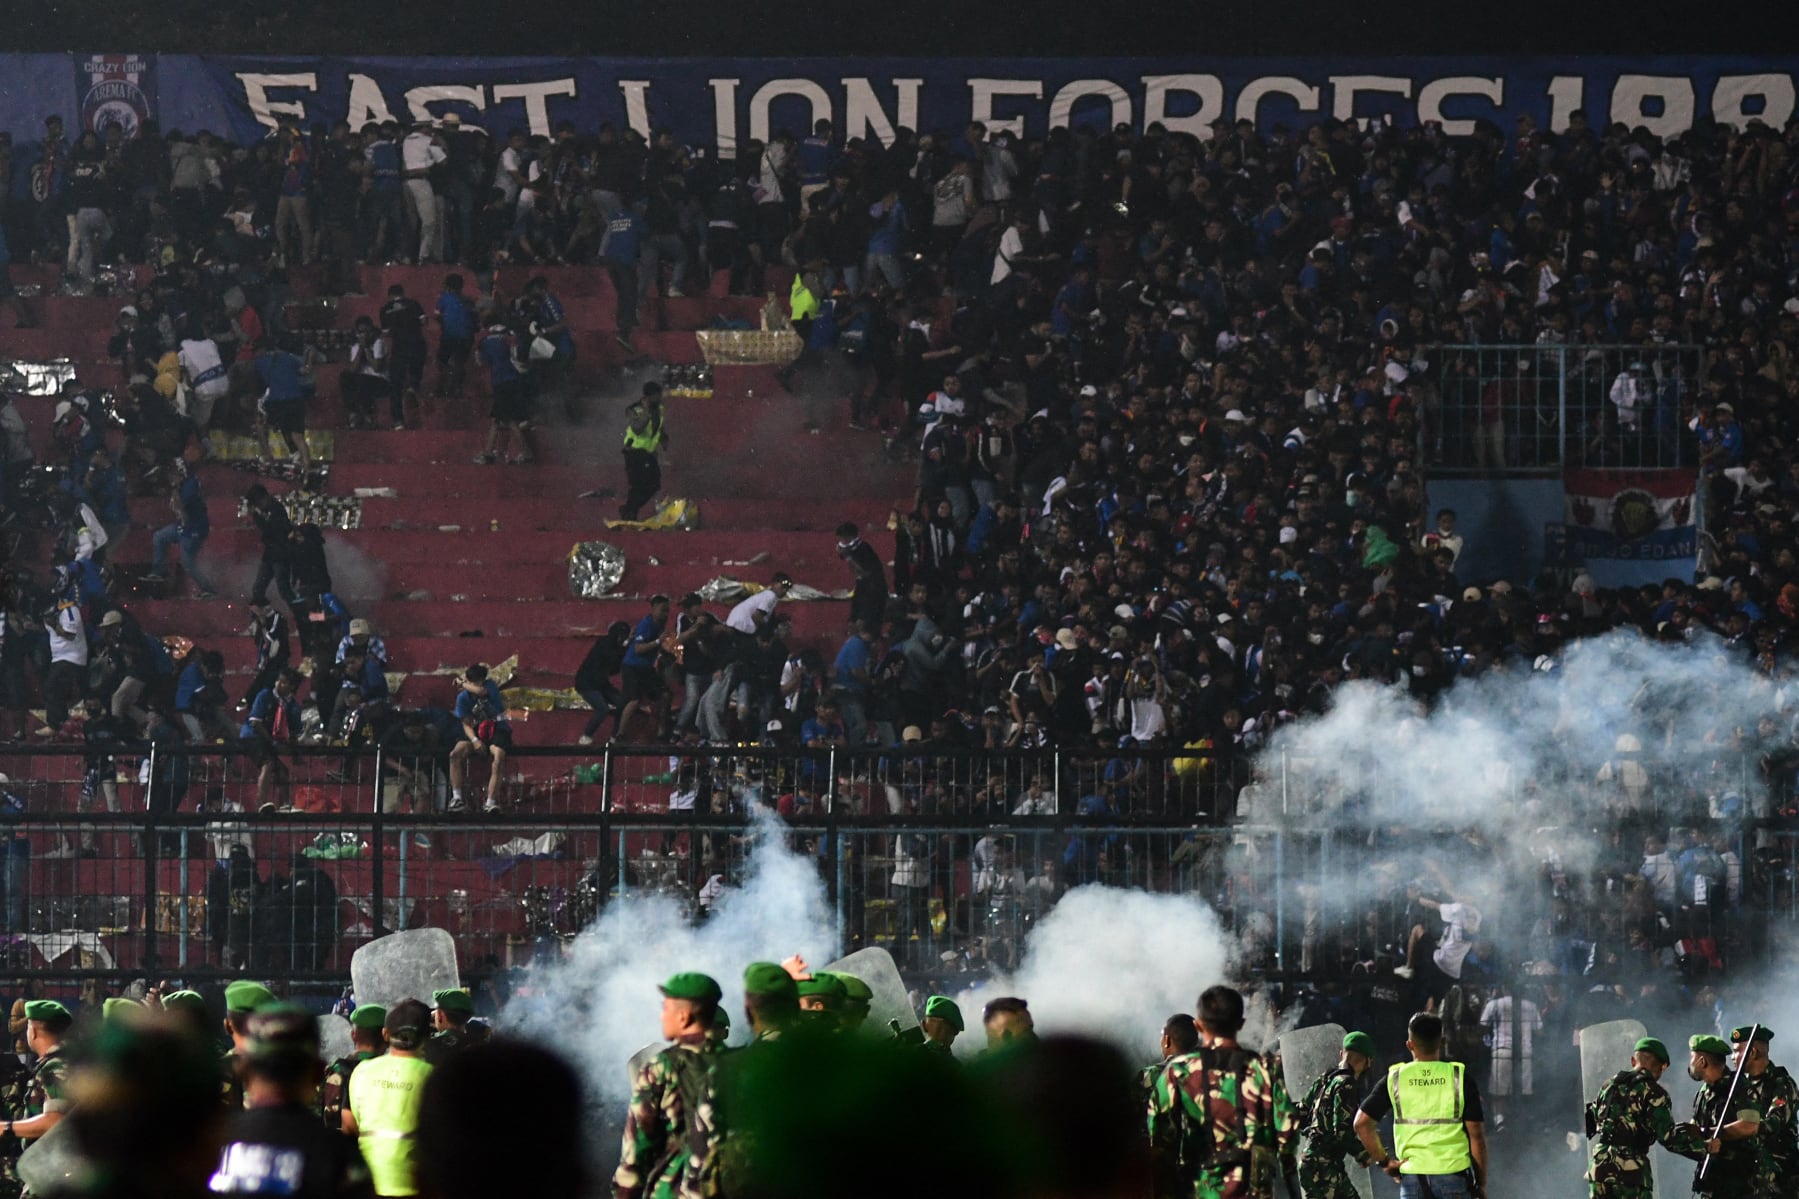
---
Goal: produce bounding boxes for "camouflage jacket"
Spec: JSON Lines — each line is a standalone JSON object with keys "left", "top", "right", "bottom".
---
{"left": 21, "top": 1049, "right": 70, "bottom": 1123}
{"left": 221, "top": 1047, "right": 246, "bottom": 1110}
{"left": 1588, "top": 1068, "right": 1706, "bottom": 1160}
{"left": 319, "top": 1050, "right": 377, "bottom": 1131}
{"left": 614, "top": 1035, "right": 716, "bottom": 1199}
{"left": 684, "top": 1029, "right": 786, "bottom": 1199}
{"left": 1742, "top": 1065, "right": 1799, "bottom": 1166}
{"left": 1299, "top": 1069, "right": 1364, "bottom": 1164}
{"left": 423, "top": 1022, "right": 492, "bottom": 1067}
{"left": 1147, "top": 1043, "right": 1277, "bottom": 1199}
{"left": 1690, "top": 1076, "right": 1767, "bottom": 1183}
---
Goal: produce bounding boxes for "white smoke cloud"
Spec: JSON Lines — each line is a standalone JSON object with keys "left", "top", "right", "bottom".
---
{"left": 954, "top": 887, "right": 1235, "bottom": 1062}
{"left": 500, "top": 808, "right": 838, "bottom": 1108}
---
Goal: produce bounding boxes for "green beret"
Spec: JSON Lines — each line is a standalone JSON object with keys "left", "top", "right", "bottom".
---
{"left": 102, "top": 997, "right": 144, "bottom": 1024}
{"left": 835, "top": 973, "right": 874, "bottom": 1012}
{"left": 659, "top": 973, "right": 724, "bottom": 1004}
{"left": 161, "top": 990, "right": 207, "bottom": 1016}
{"left": 432, "top": 988, "right": 476, "bottom": 1016}
{"left": 743, "top": 962, "right": 799, "bottom": 1002}
{"left": 349, "top": 1004, "right": 388, "bottom": 1031}
{"left": 713, "top": 1009, "right": 731, "bottom": 1033}
{"left": 1343, "top": 1031, "right": 1376, "bottom": 1059}
{"left": 1730, "top": 1026, "right": 1774, "bottom": 1045}
{"left": 797, "top": 974, "right": 846, "bottom": 1008}
{"left": 243, "top": 1005, "right": 318, "bottom": 1062}
{"left": 1635, "top": 1037, "right": 1671, "bottom": 1065}
{"left": 1691, "top": 1034, "right": 1731, "bottom": 1058}
{"left": 23, "top": 1000, "right": 71, "bottom": 1026}
{"left": 924, "top": 995, "right": 964, "bottom": 1032}
{"left": 224, "top": 980, "right": 277, "bottom": 1015}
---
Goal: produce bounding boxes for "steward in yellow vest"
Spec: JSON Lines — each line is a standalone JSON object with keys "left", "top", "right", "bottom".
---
{"left": 1353, "top": 1011, "right": 1488, "bottom": 1198}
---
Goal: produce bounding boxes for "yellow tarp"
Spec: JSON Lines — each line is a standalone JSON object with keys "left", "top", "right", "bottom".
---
{"left": 605, "top": 498, "right": 700, "bottom": 531}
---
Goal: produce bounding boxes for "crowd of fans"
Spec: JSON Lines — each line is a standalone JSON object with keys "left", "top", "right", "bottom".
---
{"left": 4, "top": 102, "right": 1799, "bottom": 1022}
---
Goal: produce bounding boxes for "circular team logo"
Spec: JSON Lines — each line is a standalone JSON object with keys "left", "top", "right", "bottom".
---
{"left": 1610, "top": 489, "right": 1662, "bottom": 541}
{"left": 83, "top": 79, "right": 149, "bottom": 139}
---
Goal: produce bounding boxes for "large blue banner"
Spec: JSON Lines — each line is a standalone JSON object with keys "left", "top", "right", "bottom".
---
{"left": 2, "top": 54, "right": 1795, "bottom": 153}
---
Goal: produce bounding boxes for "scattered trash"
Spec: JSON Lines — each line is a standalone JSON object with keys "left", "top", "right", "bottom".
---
{"left": 698, "top": 576, "right": 850, "bottom": 604}
{"left": 604, "top": 498, "right": 700, "bottom": 532}
{"left": 567, "top": 541, "right": 627, "bottom": 598}
{"left": 352, "top": 487, "right": 399, "bottom": 499}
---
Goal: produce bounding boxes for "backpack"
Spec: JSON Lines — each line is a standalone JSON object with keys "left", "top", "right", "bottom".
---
{"left": 1166, "top": 1045, "right": 1256, "bottom": 1179}
{"left": 1295, "top": 1066, "right": 1352, "bottom": 1136}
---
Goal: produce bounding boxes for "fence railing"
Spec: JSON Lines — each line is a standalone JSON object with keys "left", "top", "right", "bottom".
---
{"left": 1425, "top": 342, "right": 1705, "bottom": 472}
{"left": 0, "top": 744, "right": 1793, "bottom": 993}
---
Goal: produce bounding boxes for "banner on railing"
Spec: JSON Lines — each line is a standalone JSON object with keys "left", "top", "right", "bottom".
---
{"left": 1559, "top": 468, "right": 1697, "bottom": 562}
{"left": 1, "top": 54, "right": 1796, "bottom": 153}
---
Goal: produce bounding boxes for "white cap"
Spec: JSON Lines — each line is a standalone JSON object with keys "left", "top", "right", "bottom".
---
{"left": 348, "top": 618, "right": 373, "bottom": 637}
{"left": 1224, "top": 409, "right": 1248, "bottom": 422}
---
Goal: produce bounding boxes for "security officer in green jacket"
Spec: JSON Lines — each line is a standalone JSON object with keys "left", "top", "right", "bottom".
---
{"left": 836, "top": 974, "right": 874, "bottom": 1033}
{"left": 1354, "top": 1012, "right": 1488, "bottom": 1198}
{"left": 796, "top": 974, "right": 846, "bottom": 1032}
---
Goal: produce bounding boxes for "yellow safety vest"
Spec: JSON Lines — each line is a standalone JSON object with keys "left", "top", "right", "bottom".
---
{"left": 1387, "top": 1059, "right": 1471, "bottom": 1176}
{"left": 348, "top": 1052, "right": 433, "bottom": 1196}
{"left": 623, "top": 414, "right": 664, "bottom": 453}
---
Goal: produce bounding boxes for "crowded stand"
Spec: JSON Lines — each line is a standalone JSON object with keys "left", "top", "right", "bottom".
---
{"left": 0, "top": 97, "right": 1796, "bottom": 1018}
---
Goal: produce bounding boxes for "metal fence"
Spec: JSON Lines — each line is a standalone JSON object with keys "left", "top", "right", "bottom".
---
{"left": 1426, "top": 343, "right": 1705, "bottom": 472}
{"left": 0, "top": 743, "right": 1794, "bottom": 994}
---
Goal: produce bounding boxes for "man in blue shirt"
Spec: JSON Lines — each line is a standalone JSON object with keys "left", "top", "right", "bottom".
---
{"left": 433, "top": 274, "right": 477, "bottom": 398}
{"left": 362, "top": 121, "right": 406, "bottom": 262}
{"left": 600, "top": 202, "right": 645, "bottom": 351}
{"left": 146, "top": 460, "right": 214, "bottom": 597}
{"left": 448, "top": 663, "right": 511, "bottom": 813}
{"left": 240, "top": 667, "right": 302, "bottom": 810}
{"left": 616, "top": 593, "right": 670, "bottom": 741}
{"left": 175, "top": 649, "right": 232, "bottom": 743}
{"left": 255, "top": 342, "right": 314, "bottom": 475}
{"left": 796, "top": 118, "right": 839, "bottom": 213}
{"left": 831, "top": 617, "right": 873, "bottom": 749}
{"left": 472, "top": 320, "right": 533, "bottom": 465}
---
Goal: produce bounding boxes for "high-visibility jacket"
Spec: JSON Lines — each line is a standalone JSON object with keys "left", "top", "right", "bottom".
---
{"left": 1387, "top": 1059, "right": 1472, "bottom": 1175}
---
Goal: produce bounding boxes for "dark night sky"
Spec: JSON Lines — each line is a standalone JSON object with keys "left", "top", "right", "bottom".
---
{"left": 6, "top": 0, "right": 1790, "bottom": 57}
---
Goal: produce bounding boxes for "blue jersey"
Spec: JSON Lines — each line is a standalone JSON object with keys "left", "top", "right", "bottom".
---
{"left": 478, "top": 329, "right": 522, "bottom": 385}
{"left": 437, "top": 290, "right": 476, "bottom": 340}
{"left": 622, "top": 615, "right": 661, "bottom": 668}
{"left": 255, "top": 351, "right": 308, "bottom": 404}
{"left": 602, "top": 212, "right": 643, "bottom": 264}
{"left": 454, "top": 679, "right": 509, "bottom": 727}
{"left": 177, "top": 473, "right": 210, "bottom": 537}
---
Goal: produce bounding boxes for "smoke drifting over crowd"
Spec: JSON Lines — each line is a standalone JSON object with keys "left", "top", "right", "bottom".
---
{"left": 502, "top": 809, "right": 837, "bottom": 1109}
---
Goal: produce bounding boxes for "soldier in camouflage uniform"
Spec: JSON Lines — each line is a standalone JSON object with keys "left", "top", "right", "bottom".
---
{"left": 1, "top": 1000, "right": 74, "bottom": 1197}
{"left": 424, "top": 988, "right": 491, "bottom": 1066}
{"left": 1296, "top": 1032, "right": 1378, "bottom": 1199}
{"left": 320, "top": 1004, "right": 385, "bottom": 1134}
{"left": 221, "top": 979, "right": 278, "bottom": 1110}
{"left": 1147, "top": 985, "right": 1279, "bottom": 1199}
{"left": 1681, "top": 1034, "right": 1766, "bottom": 1196}
{"left": 1584, "top": 1035, "right": 1708, "bottom": 1198}
{"left": 683, "top": 962, "right": 801, "bottom": 1199}
{"left": 1139, "top": 1016, "right": 1200, "bottom": 1101}
{"left": 1733, "top": 1025, "right": 1799, "bottom": 1199}
{"left": 614, "top": 973, "right": 724, "bottom": 1199}
{"left": 921, "top": 996, "right": 966, "bottom": 1059}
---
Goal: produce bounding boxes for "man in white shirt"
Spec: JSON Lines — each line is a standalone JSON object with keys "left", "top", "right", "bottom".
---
{"left": 178, "top": 329, "right": 230, "bottom": 434}
{"left": 725, "top": 574, "right": 793, "bottom": 638}
{"left": 1641, "top": 835, "right": 1678, "bottom": 913}
{"left": 401, "top": 123, "right": 448, "bottom": 264}
{"left": 1479, "top": 988, "right": 1542, "bottom": 1107}
{"left": 44, "top": 594, "right": 87, "bottom": 731}
{"left": 991, "top": 212, "right": 1031, "bottom": 287}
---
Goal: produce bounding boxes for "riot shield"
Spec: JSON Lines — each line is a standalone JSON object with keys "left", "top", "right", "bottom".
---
{"left": 351, "top": 927, "right": 461, "bottom": 1008}
{"left": 1579, "top": 1019, "right": 1677, "bottom": 1199}
{"left": 1275, "top": 1024, "right": 1373, "bottom": 1199}
{"left": 16, "top": 1119, "right": 82, "bottom": 1195}
{"left": 318, "top": 1013, "right": 354, "bottom": 1064}
{"left": 822, "top": 947, "right": 917, "bottom": 1035}
{"left": 627, "top": 1041, "right": 664, "bottom": 1087}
